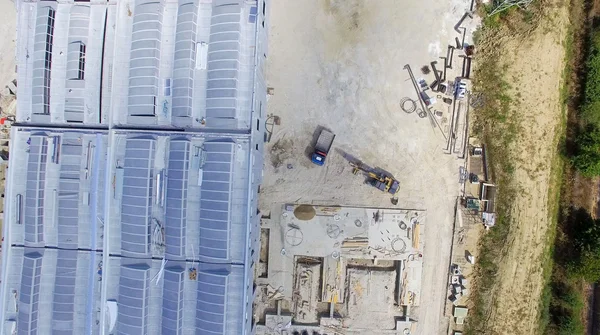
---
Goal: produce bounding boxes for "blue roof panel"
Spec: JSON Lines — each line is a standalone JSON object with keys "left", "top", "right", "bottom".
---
{"left": 120, "top": 138, "right": 156, "bottom": 256}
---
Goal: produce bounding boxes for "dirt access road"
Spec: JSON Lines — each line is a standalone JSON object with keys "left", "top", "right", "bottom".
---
{"left": 259, "top": 0, "right": 475, "bottom": 334}
{"left": 473, "top": 2, "right": 569, "bottom": 334}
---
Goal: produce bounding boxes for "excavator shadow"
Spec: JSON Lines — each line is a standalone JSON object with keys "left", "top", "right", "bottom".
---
{"left": 334, "top": 148, "right": 399, "bottom": 195}
{"left": 334, "top": 148, "right": 369, "bottom": 169}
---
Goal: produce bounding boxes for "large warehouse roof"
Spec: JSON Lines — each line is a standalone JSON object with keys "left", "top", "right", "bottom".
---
{"left": 16, "top": 0, "right": 262, "bottom": 130}
{"left": 103, "top": 259, "right": 245, "bottom": 334}
{"left": 16, "top": 1, "right": 106, "bottom": 125}
{"left": 110, "top": 0, "right": 260, "bottom": 129}
{"left": 107, "top": 132, "right": 251, "bottom": 264}
{"left": 2, "top": 247, "right": 104, "bottom": 335}
{"left": 5, "top": 128, "right": 107, "bottom": 250}
{"left": 2, "top": 0, "right": 268, "bottom": 334}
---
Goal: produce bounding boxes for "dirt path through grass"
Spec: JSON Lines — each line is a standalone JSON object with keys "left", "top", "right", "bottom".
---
{"left": 470, "top": 2, "right": 569, "bottom": 333}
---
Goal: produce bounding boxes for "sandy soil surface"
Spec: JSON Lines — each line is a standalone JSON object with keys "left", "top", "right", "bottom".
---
{"left": 260, "top": 0, "right": 475, "bottom": 334}
{"left": 0, "top": 0, "right": 15, "bottom": 88}
{"left": 0, "top": 0, "right": 16, "bottom": 244}
{"left": 476, "top": 3, "right": 569, "bottom": 333}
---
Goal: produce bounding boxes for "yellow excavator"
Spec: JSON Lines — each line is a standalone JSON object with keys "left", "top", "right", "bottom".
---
{"left": 351, "top": 163, "right": 400, "bottom": 195}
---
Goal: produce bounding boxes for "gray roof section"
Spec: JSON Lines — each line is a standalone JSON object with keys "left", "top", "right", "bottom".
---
{"left": 117, "top": 263, "right": 151, "bottom": 334}
{"left": 64, "top": 5, "right": 91, "bottom": 123}
{"left": 120, "top": 137, "right": 156, "bottom": 257}
{"left": 198, "top": 141, "right": 235, "bottom": 262}
{"left": 172, "top": 0, "right": 197, "bottom": 118}
{"left": 16, "top": 2, "right": 107, "bottom": 125}
{"left": 162, "top": 266, "right": 185, "bottom": 334}
{"left": 195, "top": 265, "right": 244, "bottom": 334}
{"left": 53, "top": 249, "right": 78, "bottom": 333}
{"left": 165, "top": 140, "right": 190, "bottom": 258}
{"left": 205, "top": 2, "right": 242, "bottom": 127}
{"left": 30, "top": 4, "right": 55, "bottom": 118}
{"left": 112, "top": 0, "right": 258, "bottom": 130}
{"left": 127, "top": 0, "right": 163, "bottom": 119}
{"left": 7, "top": 128, "right": 107, "bottom": 250}
{"left": 57, "top": 134, "right": 84, "bottom": 249}
{"left": 6, "top": 0, "right": 268, "bottom": 333}
{"left": 108, "top": 132, "right": 250, "bottom": 263}
{"left": 18, "top": 251, "right": 42, "bottom": 334}
{"left": 24, "top": 135, "right": 47, "bottom": 244}
{"left": 1, "top": 247, "right": 103, "bottom": 335}
{"left": 104, "top": 258, "right": 245, "bottom": 334}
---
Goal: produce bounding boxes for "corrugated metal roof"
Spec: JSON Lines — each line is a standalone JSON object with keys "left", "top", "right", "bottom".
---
{"left": 31, "top": 4, "right": 55, "bottom": 117}
{"left": 52, "top": 250, "right": 78, "bottom": 332}
{"left": 57, "top": 134, "right": 83, "bottom": 249}
{"left": 205, "top": 3, "right": 242, "bottom": 125}
{"left": 120, "top": 137, "right": 156, "bottom": 257}
{"left": 10, "top": 130, "right": 107, "bottom": 249}
{"left": 128, "top": 0, "right": 163, "bottom": 118}
{"left": 111, "top": 134, "right": 248, "bottom": 261}
{"left": 4, "top": 0, "right": 267, "bottom": 333}
{"left": 165, "top": 140, "right": 190, "bottom": 258}
{"left": 162, "top": 266, "right": 185, "bottom": 334}
{"left": 196, "top": 264, "right": 244, "bottom": 334}
{"left": 172, "top": 1, "right": 197, "bottom": 117}
{"left": 64, "top": 5, "right": 90, "bottom": 123}
{"left": 18, "top": 251, "right": 43, "bottom": 334}
{"left": 198, "top": 140, "right": 234, "bottom": 262}
{"left": 24, "top": 135, "right": 47, "bottom": 244}
{"left": 117, "top": 263, "right": 151, "bottom": 334}
{"left": 3, "top": 247, "right": 103, "bottom": 335}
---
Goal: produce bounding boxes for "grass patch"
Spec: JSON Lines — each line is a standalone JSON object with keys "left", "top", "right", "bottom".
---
{"left": 464, "top": 12, "right": 527, "bottom": 335}
{"left": 545, "top": 0, "right": 598, "bottom": 333}
{"left": 468, "top": 0, "right": 597, "bottom": 333}
{"left": 580, "top": 30, "right": 600, "bottom": 127}
{"left": 539, "top": 129, "right": 566, "bottom": 333}
{"left": 540, "top": 0, "right": 582, "bottom": 332}
{"left": 571, "top": 26, "right": 600, "bottom": 176}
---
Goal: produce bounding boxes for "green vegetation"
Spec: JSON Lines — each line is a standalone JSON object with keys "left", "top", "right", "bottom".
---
{"left": 547, "top": 208, "right": 590, "bottom": 335}
{"left": 470, "top": 1, "right": 600, "bottom": 334}
{"left": 573, "top": 29, "right": 600, "bottom": 176}
{"left": 551, "top": 285, "right": 585, "bottom": 335}
{"left": 572, "top": 125, "right": 600, "bottom": 176}
{"left": 468, "top": 1, "right": 586, "bottom": 335}
{"left": 465, "top": 9, "right": 532, "bottom": 335}
{"left": 546, "top": 1, "right": 599, "bottom": 334}
{"left": 570, "top": 209, "right": 600, "bottom": 281}
{"left": 581, "top": 32, "right": 600, "bottom": 126}
{"left": 540, "top": 135, "right": 566, "bottom": 334}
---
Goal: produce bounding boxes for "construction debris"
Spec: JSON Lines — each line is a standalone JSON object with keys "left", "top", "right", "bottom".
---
{"left": 254, "top": 205, "right": 426, "bottom": 334}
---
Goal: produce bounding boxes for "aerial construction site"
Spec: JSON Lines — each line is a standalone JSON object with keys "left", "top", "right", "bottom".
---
{"left": 0, "top": 0, "right": 496, "bottom": 334}
{"left": 255, "top": 205, "right": 424, "bottom": 334}
{"left": 255, "top": 1, "right": 480, "bottom": 334}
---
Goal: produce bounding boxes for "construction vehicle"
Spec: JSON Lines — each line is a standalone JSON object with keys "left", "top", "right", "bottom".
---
{"left": 351, "top": 163, "right": 400, "bottom": 194}
{"left": 311, "top": 129, "right": 335, "bottom": 166}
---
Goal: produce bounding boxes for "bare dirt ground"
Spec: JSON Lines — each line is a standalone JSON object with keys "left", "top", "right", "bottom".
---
{"left": 474, "top": 2, "right": 570, "bottom": 333}
{"left": 0, "top": 0, "right": 15, "bottom": 88}
{"left": 260, "top": 0, "right": 476, "bottom": 334}
{"left": 0, "top": 0, "right": 16, "bottom": 243}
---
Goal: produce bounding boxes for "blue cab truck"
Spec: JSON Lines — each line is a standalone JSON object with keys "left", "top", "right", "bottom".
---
{"left": 311, "top": 129, "right": 335, "bottom": 166}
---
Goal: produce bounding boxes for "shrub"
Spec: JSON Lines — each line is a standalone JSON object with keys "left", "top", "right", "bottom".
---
{"left": 572, "top": 125, "right": 600, "bottom": 176}
{"left": 581, "top": 31, "right": 600, "bottom": 125}
{"left": 572, "top": 30, "right": 600, "bottom": 176}
{"left": 568, "top": 208, "right": 600, "bottom": 281}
